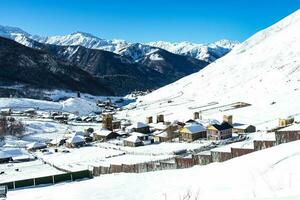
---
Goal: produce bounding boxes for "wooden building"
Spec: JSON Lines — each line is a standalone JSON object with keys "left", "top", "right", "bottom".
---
{"left": 93, "top": 129, "right": 120, "bottom": 141}
{"left": 179, "top": 123, "right": 207, "bottom": 142}
{"left": 125, "top": 122, "right": 150, "bottom": 134}
{"left": 123, "top": 132, "right": 147, "bottom": 147}
{"left": 66, "top": 135, "right": 85, "bottom": 148}
{"left": 232, "top": 123, "right": 256, "bottom": 134}
{"left": 207, "top": 122, "right": 233, "bottom": 140}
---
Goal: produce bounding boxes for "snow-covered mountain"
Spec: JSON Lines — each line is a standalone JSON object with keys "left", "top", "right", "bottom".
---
{"left": 147, "top": 39, "right": 239, "bottom": 62}
{"left": 121, "top": 9, "right": 300, "bottom": 128}
{"left": 0, "top": 25, "right": 238, "bottom": 63}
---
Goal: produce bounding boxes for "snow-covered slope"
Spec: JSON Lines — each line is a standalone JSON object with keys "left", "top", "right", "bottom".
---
{"left": 8, "top": 140, "right": 300, "bottom": 200}
{"left": 0, "top": 25, "right": 238, "bottom": 62}
{"left": 121, "top": 9, "right": 300, "bottom": 128}
{"left": 148, "top": 39, "right": 239, "bottom": 62}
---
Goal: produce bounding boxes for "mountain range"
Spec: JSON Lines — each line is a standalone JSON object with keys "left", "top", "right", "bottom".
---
{"left": 0, "top": 25, "right": 239, "bottom": 96}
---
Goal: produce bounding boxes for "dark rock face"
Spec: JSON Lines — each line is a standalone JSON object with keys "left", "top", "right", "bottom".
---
{"left": 0, "top": 37, "right": 113, "bottom": 95}
{"left": 0, "top": 36, "right": 210, "bottom": 96}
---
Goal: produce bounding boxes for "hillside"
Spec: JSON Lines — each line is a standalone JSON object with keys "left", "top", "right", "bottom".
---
{"left": 0, "top": 37, "right": 114, "bottom": 96}
{"left": 8, "top": 139, "right": 300, "bottom": 200}
{"left": 122, "top": 9, "right": 300, "bottom": 128}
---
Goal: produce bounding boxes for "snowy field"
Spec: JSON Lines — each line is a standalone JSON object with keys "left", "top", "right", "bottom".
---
{"left": 0, "top": 160, "right": 62, "bottom": 183}
{"left": 7, "top": 140, "right": 300, "bottom": 200}
{"left": 37, "top": 146, "right": 125, "bottom": 171}
{"left": 0, "top": 97, "right": 101, "bottom": 116}
{"left": 97, "top": 141, "right": 211, "bottom": 155}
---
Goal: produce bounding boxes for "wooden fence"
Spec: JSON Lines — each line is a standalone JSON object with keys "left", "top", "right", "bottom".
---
{"left": 0, "top": 170, "right": 92, "bottom": 190}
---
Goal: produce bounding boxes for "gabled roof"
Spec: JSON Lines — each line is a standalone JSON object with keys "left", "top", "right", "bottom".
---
{"left": 67, "top": 135, "right": 85, "bottom": 144}
{"left": 131, "top": 122, "right": 148, "bottom": 129}
{"left": 94, "top": 129, "right": 113, "bottom": 136}
{"left": 209, "top": 122, "right": 233, "bottom": 131}
{"left": 183, "top": 123, "right": 206, "bottom": 134}
{"left": 233, "top": 123, "right": 253, "bottom": 129}
{"left": 124, "top": 135, "right": 142, "bottom": 143}
{"left": 26, "top": 141, "right": 47, "bottom": 149}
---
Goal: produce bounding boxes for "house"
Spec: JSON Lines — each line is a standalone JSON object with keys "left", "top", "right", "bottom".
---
{"left": 125, "top": 122, "right": 150, "bottom": 134}
{"left": 232, "top": 123, "right": 256, "bottom": 134}
{"left": 26, "top": 142, "right": 47, "bottom": 151}
{"left": 123, "top": 135, "right": 143, "bottom": 147}
{"left": 66, "top": 134, "right": 85, "bottom": 148}
{"left": 93, "top": 129, "right": 120, "bottom": 141}
{"left": 153, "top": 130, "right": 178, "bottom": 142}
{"left": 207, "top": 122, "right": 233, "bottom": 140}
{"left": 123, "top": 132, "right": 152, "bottom": 147}
{"left": 179, "top": 123, "right": 207, "bottom": 142}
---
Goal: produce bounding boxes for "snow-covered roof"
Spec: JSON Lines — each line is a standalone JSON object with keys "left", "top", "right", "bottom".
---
{"left": 0, "top": 151, "right": 11, "bottom": 159}
{"left": 155, "top": 131, "right": 169, "bottom": 138}
{"left": 233, "top": 123, "right": 253, "bottom": 129}
{"left": 124, "top": 135, "right": 142, "bottom": 143}
{"left": 67, "top": 135, "right": 85, "bottom": 144}
{"left": 130, "top": 132, "right": 147, "bottom": 137}
{"left": 94, "top": 129, "right": 113, "bottom": 136}
{"left": 149, "top": 122, "right": 168, "bottom": 130}
{"left": 183, "top": 123, "right": 206, "bottom": 134}
{"left": 130, "top": 122, "right": 148, "bottom": 129}
{"left": 26, "top": 141, "right": 47, "bottom": 149}
{"left": 195, "top": 119, "right": 220, "bottom": 127}
{"left": 278, "top": 123, "right": 300, "bottom": 132}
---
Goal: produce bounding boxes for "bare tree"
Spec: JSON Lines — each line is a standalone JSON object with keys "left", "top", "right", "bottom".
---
{"left": 0, "top": 116, "right": 25, "bottom": 136}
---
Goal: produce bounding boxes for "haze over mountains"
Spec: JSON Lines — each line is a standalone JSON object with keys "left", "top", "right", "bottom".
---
{"left": 0, "top": 25, "right": 238, "bottom": 96}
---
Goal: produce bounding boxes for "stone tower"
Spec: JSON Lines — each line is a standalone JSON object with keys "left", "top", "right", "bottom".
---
{"left": 102, "top": 113, "right": 113, "bottom": 131}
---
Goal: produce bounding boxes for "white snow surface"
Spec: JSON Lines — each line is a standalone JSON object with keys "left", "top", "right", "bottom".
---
{"left": 0, "top": 97, "right": 100, "bottom": 116}
{"left": 8, "top": 140, "right": 300, "bottom": 200}
{"left": 148, "top": 39, "right": 239, "bottom": 62}
{"left": 120, "top": 9, "right": 300, "bottom": 130}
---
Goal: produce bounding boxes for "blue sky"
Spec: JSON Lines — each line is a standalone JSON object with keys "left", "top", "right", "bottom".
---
{"left": 0, "top": 0, "right": 299, "bottom": 43}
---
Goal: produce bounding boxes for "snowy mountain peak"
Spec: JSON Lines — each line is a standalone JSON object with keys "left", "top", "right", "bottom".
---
{"left": 0, "top": 25, "right": 30, "bottom": 39}
{"left": 147, "top": 39, "right": 239, "bottom": 62}
{"left": 0, "top": 24, "right": 238, "bottom": 63}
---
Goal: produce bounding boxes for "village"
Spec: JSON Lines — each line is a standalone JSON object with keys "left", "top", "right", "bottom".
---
{"left": 0, "top": 96, "right": 300, "bottom": 198}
